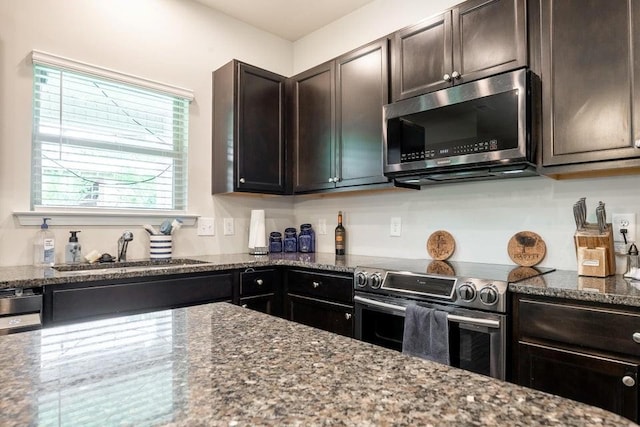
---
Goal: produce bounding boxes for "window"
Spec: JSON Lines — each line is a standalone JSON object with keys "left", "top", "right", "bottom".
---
{"left": 31, "top": 52, "right": 191, "bottom": 211}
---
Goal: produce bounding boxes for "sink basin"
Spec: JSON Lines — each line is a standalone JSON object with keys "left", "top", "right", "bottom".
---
{"left": 53, "top": 258, "right": 208, "bottom": 272}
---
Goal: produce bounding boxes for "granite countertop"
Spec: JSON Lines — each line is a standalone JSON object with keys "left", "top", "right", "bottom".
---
{"left": 0, "top": 302, "right": 634, "bottom": 426}
{"left": 2, "top": 252, "right": 640, "bottom": 307}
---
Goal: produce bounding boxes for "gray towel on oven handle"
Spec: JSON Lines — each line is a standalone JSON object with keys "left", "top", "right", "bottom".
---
{"left": 402, "top": 304, "right": 450, "bottom": 365}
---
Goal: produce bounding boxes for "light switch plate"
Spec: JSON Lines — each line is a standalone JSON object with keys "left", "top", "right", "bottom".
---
{"left": 223, "top": 218, "right": 234, "bottom": 236}
{"left": 390, "top": 217, "right": 402, "bottom": 237}
{"left": 318, "top": 219, "right": 327, "bottom": 235}
{"left": 197, "top": 217, "right": 215, "bottom": 236}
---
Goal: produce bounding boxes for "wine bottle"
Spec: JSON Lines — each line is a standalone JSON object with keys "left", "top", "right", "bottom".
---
{"left": 335, "top": 211, "right": 345, "bottom": 255}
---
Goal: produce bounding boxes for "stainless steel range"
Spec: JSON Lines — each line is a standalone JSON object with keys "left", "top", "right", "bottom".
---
{"left": 353, "top": 260, "right": 553, "bottom": 380}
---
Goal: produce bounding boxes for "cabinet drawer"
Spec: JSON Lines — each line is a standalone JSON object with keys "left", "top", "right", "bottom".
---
{"left": 287, "top": 294, "right": 354, "bottom": 337}
{"left": 286, "top": 270, "right": 352, "bottom": 304}
{"left": 240, "top": 269, "right": 277, "bottom": 297}
{"left": 519, "top": 299, "right": 640, "bottom": 357}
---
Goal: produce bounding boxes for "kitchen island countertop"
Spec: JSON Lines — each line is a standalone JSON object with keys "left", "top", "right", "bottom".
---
{"left": 0, "top": 302, "right": 634, "bottom": 426}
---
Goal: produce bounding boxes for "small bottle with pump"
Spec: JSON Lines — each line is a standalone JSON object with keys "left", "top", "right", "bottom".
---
{"left": 335, "top": 211, "right": 346, "bottom": 256}
{"left": 33, "top": 217, "right": 55, "bottom": 266}
{"left": 65, "top": 231, "right": 82, "bottom": 264}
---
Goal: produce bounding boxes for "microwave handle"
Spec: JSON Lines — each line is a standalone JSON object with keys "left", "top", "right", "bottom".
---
{"left": 354, "top": 295, "right": 500, "bottom": 329}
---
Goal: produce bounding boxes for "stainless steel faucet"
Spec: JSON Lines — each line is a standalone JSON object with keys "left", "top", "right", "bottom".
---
{"left": 117, "top": 231, "right": 134, "bottom": 262}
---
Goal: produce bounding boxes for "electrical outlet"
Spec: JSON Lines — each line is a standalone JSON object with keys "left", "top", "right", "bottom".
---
{"left": 197, "top": 217, "right": 215, "bottom": 236}
{"left": 318, "top": 219, "right": 327, "bottom": 235}
{"left": 223, "top": 218, "right": 234, "bottom": 236}
{"left": 612, "top": 213, "right": 636, "bottom": 253}
{"left": 390, "top": 217, "right": 402, "bottom": 237}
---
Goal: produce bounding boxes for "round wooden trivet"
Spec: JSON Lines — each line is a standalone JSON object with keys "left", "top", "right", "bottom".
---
{"left": 427, "top": 260, "right": 455, "bottom": 276}
{"left": 507, "top": 231, "right": 546, "bottom": 267}
{"left": 427, "top": 230, "right": 455, "bottom": 261}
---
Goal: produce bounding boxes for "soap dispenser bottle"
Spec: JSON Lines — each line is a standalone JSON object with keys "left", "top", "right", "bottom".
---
{"left": 65, "top": 231, "right": 82, "bottom": 264}
{"left": 33, "top": 217, "right": 55, "bottom": 266}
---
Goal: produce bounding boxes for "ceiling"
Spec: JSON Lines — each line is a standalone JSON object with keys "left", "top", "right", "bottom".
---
{"left": 192, "top": 0, "right": 375, "bottom": 41}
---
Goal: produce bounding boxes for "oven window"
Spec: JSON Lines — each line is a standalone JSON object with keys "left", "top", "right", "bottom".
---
{"left": 360, "top": 308, "right": 405, "bottom": 351}
{"left": 449, "top": 324, "right": 491, "bottom": 377}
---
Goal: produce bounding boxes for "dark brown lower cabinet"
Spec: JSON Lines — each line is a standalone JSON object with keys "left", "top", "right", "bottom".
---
{"left": 284, "top": 269, "right": 354, "bottom": 337}
{"left": 286, "top": 294, "right": 353, "bottom": 337}
{"left": 517, "top": 342, "right": 638, "bottom": 421}
{"left": 238, "top": 268, "right": 282, "bottom": 317}
{"left": 43, "top": 272, "right": 233, "bottom": 327}
{"left": 513, "top": 294, "right": 640, "bottom": 423}
{"left": 240, "top": 294, "right": 278, "bottom": 316}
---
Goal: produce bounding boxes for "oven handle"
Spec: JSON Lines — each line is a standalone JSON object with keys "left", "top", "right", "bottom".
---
{"left": 354, "top": 295, "right": 501, "bottom": 329}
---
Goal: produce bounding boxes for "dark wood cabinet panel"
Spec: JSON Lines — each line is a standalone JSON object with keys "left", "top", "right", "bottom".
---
{"left": 336, "top": 39, "right": 390, "bottom": 188}
{"left": 239, "top": 268, "right": 281, "bottom": 317}
{"left": 392, "top": 13, "right": 452, "bottom": 100}
{"left": 44, "top": 272, "right": 233, "bottom": 326}
{"left": 453, "top": 0, "right": 526, "bottom": 85}
{"left": 513, "top": 294, "right": 640, "bottom": 423}
{"left": 391, "top": 0, "right": 526, "bottom": 101}
{"left": 541, "top": 0, "right": 640, "bottom": 169}
{"left": 286, "top": 269, "right": 353, "bottom": 304}
{"left": 286, "top": 294, "right": 354, "bottom": 337}
{"left": 291, "top": 38, "right": 390, "bottom": 193}
{"left": 518, "top": 342, "right": 638, "bottom": 422}
{"left": 290, "top": 62, "right": 335, "bottom": 192}
{"left": 213, "top": 60, "right": 288, "bottom": 194}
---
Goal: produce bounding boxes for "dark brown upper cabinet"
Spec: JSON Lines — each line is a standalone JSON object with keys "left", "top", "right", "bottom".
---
{"left": 540, "top": 0, "right": 640, "bottom": 176}
{"left": 291, "top": 38, "right": 390, "bottom": 193}
{"left": 391, "top": 0, "right": 527, "bottom": 101}
{"left": 212, "top": 60, "right": 288, "bottom": 194}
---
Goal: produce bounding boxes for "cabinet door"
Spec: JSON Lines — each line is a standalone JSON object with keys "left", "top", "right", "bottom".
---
{"left": 291, "top": 62, "right": 336, "bottom": 192}
{"left": 45, "top": 273, "right": 233, "bottom": 326}
{"left": 452, "top": 0, "right": 527, "bottom": 85}
{"left": 391, "top": 12, "right": 452, "bottom": 101}
{"left": 240, "top": 294, "right": 279, "bottom": 317}
{"left": 335, "top": 39, "right": 390, "bottom": 188}
{"left": 517, "top": 342, "right": 639, "bottom": 422}
{"left": 542, "top": 0, "right": 639, "bottom": 167}
{"left": 286, "top": 294, "right": 353, "bottom": 337}
{"left": 237, "top": 63, "right": 287, "bottom": 193}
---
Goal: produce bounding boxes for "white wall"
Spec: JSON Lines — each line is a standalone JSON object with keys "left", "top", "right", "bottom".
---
{"left": 0, "top": 0, "right": 294, "bottom": 266}
{"left": 291, "top": 0, "right": 640, "bottom": 272}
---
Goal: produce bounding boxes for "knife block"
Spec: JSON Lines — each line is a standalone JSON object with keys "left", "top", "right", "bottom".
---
{"left": 575, "top": 224, "right": 615, "bottom": 277}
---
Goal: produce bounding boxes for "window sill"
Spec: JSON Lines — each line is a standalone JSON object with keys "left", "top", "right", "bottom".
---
{"left": 13, "top": 211, "right": 198, "bottom": 227}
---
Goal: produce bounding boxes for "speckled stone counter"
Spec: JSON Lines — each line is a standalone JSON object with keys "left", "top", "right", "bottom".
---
{"left": 0, "top": 302, "right": 634, "bottom": 426}
{"left": 0, "top": 253, "right": 392, "bottom": 289}
{"left": 510, "top": 269, "right": 640, "bottom": 308}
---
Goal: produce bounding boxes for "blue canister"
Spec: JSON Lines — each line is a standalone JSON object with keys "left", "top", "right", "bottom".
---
{"left": 284, "top": 227, "right": 297, "bottom": 252}
{"left": 299, "top": 224, "right": 315, "bottom": 253}
{"left": 269, "top": 231, "right": 282, "bottom": 253}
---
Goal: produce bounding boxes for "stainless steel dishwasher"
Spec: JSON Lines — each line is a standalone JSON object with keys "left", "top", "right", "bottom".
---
{"left": 0, "top": 288, "right": 43, "bottom": 334}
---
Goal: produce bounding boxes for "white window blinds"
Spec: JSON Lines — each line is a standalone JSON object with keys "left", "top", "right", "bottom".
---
{"left": 31, "top": 54, "right": 190, "bottom": 211}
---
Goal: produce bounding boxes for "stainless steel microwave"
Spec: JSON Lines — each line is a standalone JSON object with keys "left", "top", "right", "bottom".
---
{"left": 383, "top": 68, "right": 540, "bottom": 189}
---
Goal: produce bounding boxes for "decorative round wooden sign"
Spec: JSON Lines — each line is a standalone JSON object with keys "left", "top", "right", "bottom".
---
{"left": 507, "top": 231, "right": 546, "bottom": 267}
{"left": 426, "top": 260, "right": 455, "bottom": 276}
{"left": 426, "top": 230, "right": 455, "bottom": 261}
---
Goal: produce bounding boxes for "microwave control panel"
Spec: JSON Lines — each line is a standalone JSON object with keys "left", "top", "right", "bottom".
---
{"left": 400, "top": 139, "right": 499, "bottom": 162}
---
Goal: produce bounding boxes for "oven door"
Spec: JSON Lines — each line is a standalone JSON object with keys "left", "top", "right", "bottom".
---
{"left": 354, "top": 293, "right": 507, "bottom": 380}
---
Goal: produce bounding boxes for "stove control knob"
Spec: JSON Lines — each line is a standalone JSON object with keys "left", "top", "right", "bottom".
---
{"left": 458, "top": 282, "right": 476, "bottom": 301}
{"left": 355, "top": 271, "right": 368, "bottom": 288}
{"left": 370, "top": 273, "right": 382, "bottom": 289}
{"left": 479, "top": 285, "right": 499, "bottom": 305}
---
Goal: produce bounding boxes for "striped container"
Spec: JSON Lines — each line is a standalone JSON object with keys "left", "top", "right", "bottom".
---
{"left": 149, "top": 235, "right": 172, "bottom": 260}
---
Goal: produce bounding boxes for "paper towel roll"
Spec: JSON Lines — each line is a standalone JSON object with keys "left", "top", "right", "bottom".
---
{"left": 248, "top": 210, "right": 266, "bottom": 253}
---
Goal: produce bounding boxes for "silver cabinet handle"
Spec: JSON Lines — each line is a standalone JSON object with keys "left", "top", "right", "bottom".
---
{"left": 451, "top": 71, "right": 461, "bottom": 80}
{"left": 635, "top": 140, "right": 640, "bottom": 148}
{"left": 328, "top": 177, "right": 334, "bottom": 183}
{"left": 633, "top": 332, "right": 640, "bottom": 344}
{"left": 345, "top": 313, "right": 352, "bottom": 320}
{"left": 623, "top": 376, "right": 636, "bottom": 387}
{"left": 239, "top": 178, "right": 245, "bottom": 184}
{"left": 255, "top": 279, "right": 263, "bottom": 286}
{"left": 312, "top": 281, "right": 320, "bottom": 288}
{"left": 241, "top": 304, "right": 248, "bottom": 308}
{"left": 334, "top": 176, "right": 339, "bottom": 182}
{"left": 443, "top": 73, "right": 452, "bottom": 82}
